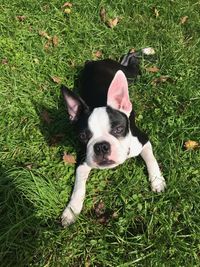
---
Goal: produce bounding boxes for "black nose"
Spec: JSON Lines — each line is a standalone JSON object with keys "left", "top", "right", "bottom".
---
{"left": 94, "top": 141, "right": 111, "bottom": 156}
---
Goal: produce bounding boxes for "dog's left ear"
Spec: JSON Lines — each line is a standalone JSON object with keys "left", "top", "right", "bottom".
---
{"left": 61, "top": 85, "right": 89, "bottom": 122}
{"left": 107, "top": 70, "right": 132, "bottom": 115}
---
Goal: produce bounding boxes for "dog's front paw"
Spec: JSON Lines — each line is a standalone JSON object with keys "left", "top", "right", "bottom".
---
{"left": 61, "top": 206, "right": 76, "bottom": 227}
{"left": 151, "top": 176, "right": 166, "bottom": 193}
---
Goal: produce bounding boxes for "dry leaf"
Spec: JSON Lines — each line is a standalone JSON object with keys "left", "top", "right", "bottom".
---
{"left": 154, "top": 7, "right": 159, "bottom": 18}
{"left": 184, "top": 140, "right": 199, "bottom": 150}
{"left": 94, "top": 200, "right": 105, "bottom": 217}
{"left": 41, "top": 110, "right": 52, "bottom": 124}
{"left": 146, "top": 66, "right": 160, "bottom": 73}
{"left": 39, "top": 31, "right": 51, "bottom": 40}
{"left": 62, "top": 2, "right": 73, "bottom": 8}
{"left": 16, "top": 15, "right": 26, "bottom": 21}
{"left": 129, "top": 48, "right": 136, "bottom": 53}
{"left": 49, "top": 133, "right": 65, "bottom": 146}
{"left": 100, "top": 7, "right": 106, "bottom": 22}
{"left": 63, "top": 152, "right": 76, "bottom": 164}
{"left": 106, "top": 17, "right": 119, "bottom": 28}
{"left": 151, "top": 76, "right": 173, "bottom": 86}
{"left": 180, "top": 16, "right": 188, "bottom": 25}
{"left": 44, "top": 39, "right": 52, "bottom": 50}
{"left": 64, "top": 8, "right": 71, "bottom": 14}
{"left": 52, "top": 35, "right": 59, "bottom": 47}
{"left": 93, "top": 50, "right": 102, "bottom": 58}
{"left": 2, "top": 58, "right": 8, "bottom": 65}
{"left": 51, "top": 76, "right": 62, "bottom": 84}
{"left": 25, "top": 164, "right": 33, "bottom": 170}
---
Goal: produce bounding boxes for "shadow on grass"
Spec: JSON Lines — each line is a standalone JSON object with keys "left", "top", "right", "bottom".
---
{"left": 0, "top": 166, "right": 61, "bottom": 267}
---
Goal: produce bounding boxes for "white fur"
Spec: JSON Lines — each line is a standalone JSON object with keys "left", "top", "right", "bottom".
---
{"left": 140, "top": 141, "right": 166, "bottom": 192}
{"left": 61, "top": 163, "right": 91, "bottom": 227}
{"left": 86, "top": 107, "right": 131, "bottom": 169}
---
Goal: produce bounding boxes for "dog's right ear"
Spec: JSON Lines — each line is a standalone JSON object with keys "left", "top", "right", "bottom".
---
{"left": 61, "top": 85, "right": 89, "bottom": 122}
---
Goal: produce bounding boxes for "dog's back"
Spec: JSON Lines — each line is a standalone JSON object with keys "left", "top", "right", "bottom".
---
{"left": 79, "top": 56, "right": 140, "bottom": 110}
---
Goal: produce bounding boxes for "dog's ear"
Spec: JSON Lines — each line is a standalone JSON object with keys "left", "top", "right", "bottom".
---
{"left": 61, "top": 85, "right": 89, "bottom": 122}
{"left": 107, "top": 70, "right": 132, "bottom": 115}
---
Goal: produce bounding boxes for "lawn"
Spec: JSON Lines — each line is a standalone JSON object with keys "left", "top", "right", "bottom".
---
{"left": 0, "top": 0, "right": 200, "bottom": 266}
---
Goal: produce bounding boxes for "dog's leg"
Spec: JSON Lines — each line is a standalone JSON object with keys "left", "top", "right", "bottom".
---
{"left": 61, "top": 163, "right": 91, "bottom": 227}
{"left": 140, "top": 141, "right": 166, "bottom": 192}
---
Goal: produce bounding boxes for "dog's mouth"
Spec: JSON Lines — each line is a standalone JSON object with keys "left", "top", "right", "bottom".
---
{"left": 97, "top": 159, "right": 116, "bottom": 167}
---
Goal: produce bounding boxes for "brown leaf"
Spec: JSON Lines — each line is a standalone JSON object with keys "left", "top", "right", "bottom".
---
{"left": 129, "top": 48, "right": 136, "bottom": 53}
{"left": 52, "top": 35, "right": 59, "bottom": 47}
{"left": 39, "top": 31, "right": 51, "bottom": 40}
{"left": 64, "top": 8, "right": 71, "bottom": 14}
{"left": 25, "top": 164, "right": 33, "bottom": 170}
{"left": 151, "top": 76, "right": 173, "bottom": 86}
{"left": 41, "top": 110, "right": 52, "bottom": 124}
{"left": 62, "top": 2, "right": 73, "bottom": 8}
{"left": 146, "top": 66, "right": 160, "bottom": 73}
{"left": 100, "top": 7, "right": 106, "bottom": 23}
{"left": 106, "top": 17, "right": 119, "bottom": 28}
{"left": 51, "top": 76, "right": 62, "bottom": 84}
{"left": 153, "top": 7, "right": 159, "bottom": 18}
{"left": 94, "top": 200, "right": 105, "bottom": 217}
{"left": 44, "top": 39, "right": 52, "bottom": 50}
{"left": 1, "top": 58, "right": 8, "bottom": 65}
{"left": 184, "top": 140, "right": 199, "bottom": 150}
{"left": 49, "top": 133, "right": 65, "bottom": 146}
{"left": 16, "top": 15, "right": 26, "bottom": 21}
{"left": 92, "top": 50, "right": 102, "bottom": 59}
{"left": 180, "top": 16, "right": 188, "bottom": 25}
{"left": 63, "top": 152, "right": 76, "bottom": 164}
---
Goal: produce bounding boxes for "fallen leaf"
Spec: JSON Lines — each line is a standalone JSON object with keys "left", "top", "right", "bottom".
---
{"left": 52, "top": 35, "right": 59, "bottom": 47}
{"left": 25, "top": 164, "right": 33, "bottom": 170}
{"left": 94, "top": 200, "right": 105, "bottom": 217}
{"left": 100, "top": 7, "right": 106, "bottom": 22}
{"left": 44, "top": 39, "right": 52, "bottom": 50}
{"left": 16, "top": 15, "right": 26, "bottom": 21}
{"left": 129, "top": 48, "right": 136, "bottom": 53}
{"left": 151, "top": 76, "right": 174, "bottom": 86}
{"left": 146, "top": 66, "right": 160, "bottom": 73}
{"left": 39, "top": 31, "right": 51, "bottom": 40}
{"left": 180, "top": 16, "right": 188, "bottom": 25}
{"left": 63, "top": 152, "right": 76, "bottom": 164}
{"left": 184, "top": 140, "right": 199, "bottom": 150}
{"left": 92, "top": 50, "right": 102, "bottom": 59}
{"left": 153, "top": 7, "right": 159, "bottom": 18}
{"left": 1, "top": 58, "right": 8, "bottom": 65}
{"left": 33, "top": 58, "right": 39, "bottom": 64}
{"left": 41, "top": 110, "right": 53, "bottom": 124}
{"left": 106, "top": 17, "right": 119, "bottom": 28}
{"left": 62, "top": 2, "right": 73, "bottom": 8}
{"left": 64, "top": 8, "right": 71, "bottom": 14}
{"left": 51, "top": 76, "right": 62, "bottom": 84}
{"left": 49, "top": 133, "right": 65, "bottom": 146}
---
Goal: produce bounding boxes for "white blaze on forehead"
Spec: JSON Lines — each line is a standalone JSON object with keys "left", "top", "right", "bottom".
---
{"left": 88, "top": 107, "right": 110, "bottom": 137}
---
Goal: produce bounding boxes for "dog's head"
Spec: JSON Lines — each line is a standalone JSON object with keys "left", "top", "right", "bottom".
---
{"left": 62, "top": 70, "right": 132, "bottom": 169}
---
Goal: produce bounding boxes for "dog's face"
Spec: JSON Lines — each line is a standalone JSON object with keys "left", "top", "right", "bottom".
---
{"left": 62, "top": 70, "right": 132, "bottom": 169}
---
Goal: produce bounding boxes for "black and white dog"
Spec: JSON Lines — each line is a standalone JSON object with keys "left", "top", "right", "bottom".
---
{"left": 61, "top": 48, "right": 166, "bottom": 227}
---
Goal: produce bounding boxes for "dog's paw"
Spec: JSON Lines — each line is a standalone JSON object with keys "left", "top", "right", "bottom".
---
{"left": 151, "top": 176, "right": 166, "bottom": 193}
{"left": 61, "top": 206, "right": 76, "bottom": 227}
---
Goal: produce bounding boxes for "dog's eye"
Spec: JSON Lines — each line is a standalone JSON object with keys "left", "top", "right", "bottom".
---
{"left": 113, "top": 126, "right": 124, "bottom": 135}
{"left": 79, "top": 132, "right": 87, "bottom": 141}
{"left": 78, "top": 130, "right": 91, "bottom": 143}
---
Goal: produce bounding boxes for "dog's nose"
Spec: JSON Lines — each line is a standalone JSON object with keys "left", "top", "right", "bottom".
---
{"left": 94, "top": 141, "right": 111, "bottom": 156}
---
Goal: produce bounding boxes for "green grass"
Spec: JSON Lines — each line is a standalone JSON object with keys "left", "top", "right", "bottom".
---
{"left": 0, "top": 0, "right": 200, "bottom": 266}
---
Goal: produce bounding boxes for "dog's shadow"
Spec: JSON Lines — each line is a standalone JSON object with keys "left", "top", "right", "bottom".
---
{"left": 34, "top": 66, "right": 84, "bottom": 158}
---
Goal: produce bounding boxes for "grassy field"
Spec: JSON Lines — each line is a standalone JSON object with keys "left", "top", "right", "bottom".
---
{"left": 0, "top": 0, "right": 200, "bottom": 266}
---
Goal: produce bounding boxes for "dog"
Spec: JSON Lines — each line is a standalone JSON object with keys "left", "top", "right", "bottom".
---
{"left": 61, "top": 48, "right": 166, "bottom": 227}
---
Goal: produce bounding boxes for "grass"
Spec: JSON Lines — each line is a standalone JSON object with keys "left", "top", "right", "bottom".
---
{"left": 0, "top": 0, "right": 200, "bottom": 266}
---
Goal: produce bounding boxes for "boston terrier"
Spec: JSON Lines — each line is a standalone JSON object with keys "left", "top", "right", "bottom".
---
{"left": 61, "top": 48, "right": 166, "bottom": 227}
